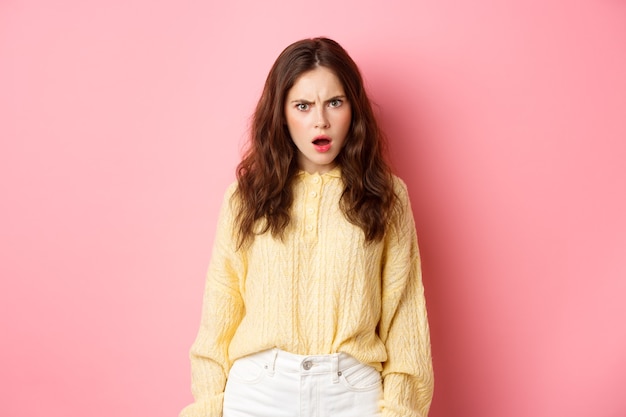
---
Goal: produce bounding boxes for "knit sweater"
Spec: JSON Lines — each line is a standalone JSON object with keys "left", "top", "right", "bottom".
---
{"left": 180, "top": 167, "right": 434, "bottom": 417}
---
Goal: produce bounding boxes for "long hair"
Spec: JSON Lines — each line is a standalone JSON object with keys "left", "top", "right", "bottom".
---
{"left": 234, "top": 37, "right": 397, "bottom": 248}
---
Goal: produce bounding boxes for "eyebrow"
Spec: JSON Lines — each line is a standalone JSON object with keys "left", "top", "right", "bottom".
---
{"left": 289, "top": 95, "right": 347, "bottom": 104}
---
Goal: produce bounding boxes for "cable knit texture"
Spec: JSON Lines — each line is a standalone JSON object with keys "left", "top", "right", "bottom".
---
{"left": 180, "top": 167, "right": 434, "bottom": 417}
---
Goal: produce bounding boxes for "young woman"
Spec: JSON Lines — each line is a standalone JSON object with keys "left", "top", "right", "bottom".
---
{"left": 180, "top": 37, "right": 434, "bottom": 417}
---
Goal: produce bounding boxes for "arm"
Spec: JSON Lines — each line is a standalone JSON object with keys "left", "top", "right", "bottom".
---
{"left": 180, "top": 183, "right": 246, "bottom": 417}
{"left": 379, "top": 179, "right": 434, "bottom": 417}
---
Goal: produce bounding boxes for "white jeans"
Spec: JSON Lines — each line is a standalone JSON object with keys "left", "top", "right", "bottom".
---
{"left": 223, "top": 349, "right": 383, "bottom": 417}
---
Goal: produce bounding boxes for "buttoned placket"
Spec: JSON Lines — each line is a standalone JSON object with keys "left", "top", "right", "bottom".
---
{"left": 303, "top": 174, "right": 323, "bottom": 241}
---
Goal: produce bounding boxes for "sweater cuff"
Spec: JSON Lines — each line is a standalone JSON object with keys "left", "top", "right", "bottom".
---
{"left": 382, "top": 372, "right": 433, "bottom": 417}
{"left": 382, "top": 402, "right": 422, "bottom": 417}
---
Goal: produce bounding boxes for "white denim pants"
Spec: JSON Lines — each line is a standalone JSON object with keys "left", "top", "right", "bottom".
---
{"left": 223, "top": 348, "right": 383, "bottom": 417}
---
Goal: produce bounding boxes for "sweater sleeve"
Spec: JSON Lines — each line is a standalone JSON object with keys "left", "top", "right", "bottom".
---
{"left": 180, "top": 183, "right": 246, "bottom": 417}
{"left": 379, "top": 179, "right": 434, "bottom": 417}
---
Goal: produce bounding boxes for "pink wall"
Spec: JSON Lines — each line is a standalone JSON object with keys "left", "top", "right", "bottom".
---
{"left": 2, "top": 1, "right": 625, "bottom": 416}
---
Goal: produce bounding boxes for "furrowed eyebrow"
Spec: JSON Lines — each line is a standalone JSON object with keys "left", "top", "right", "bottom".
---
{"left": 289, "top": 95, "right": 347, "bottom": 104}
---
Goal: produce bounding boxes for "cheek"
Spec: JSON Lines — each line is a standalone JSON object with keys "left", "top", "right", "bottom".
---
{"left": 285, "top": 113, "right": 303, "bottom": 134}
{"left": 288, "top": 118, "right": 307, "bottom": 135}
{"left": 338, "top": 110, "right": 352, "bottom": 133}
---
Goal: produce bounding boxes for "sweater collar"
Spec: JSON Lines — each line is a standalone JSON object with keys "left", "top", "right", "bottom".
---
{"left": 297, "top": 165, "right": 342, "bottom": 179}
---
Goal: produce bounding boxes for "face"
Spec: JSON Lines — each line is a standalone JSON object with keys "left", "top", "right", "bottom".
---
{"left": 284, "top": 66, "right": 352, "bottom": 174}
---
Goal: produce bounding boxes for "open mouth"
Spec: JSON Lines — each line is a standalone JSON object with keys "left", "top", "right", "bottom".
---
{"left": 312, "top": 136, "right": 332, "bottom": 152}
{"left": 312, "top": 138, "right": 331, "bottom": 146}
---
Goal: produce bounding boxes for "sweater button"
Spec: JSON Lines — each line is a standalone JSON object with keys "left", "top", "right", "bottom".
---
{"left": 310, "top": 191, "right": 318, "bottom": 198}
{"left": 302, "top": 361, "right": 313, "bottom": 370}
{"left": 306, "top": 225, "right": 313, "bottom": 232}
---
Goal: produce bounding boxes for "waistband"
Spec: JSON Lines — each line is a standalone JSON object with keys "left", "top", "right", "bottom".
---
{"left": 238, "top": 348, "right": 363, "bottom": 375}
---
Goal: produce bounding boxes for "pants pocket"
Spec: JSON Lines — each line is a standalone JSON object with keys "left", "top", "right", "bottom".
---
{"left": 338, "top": 362, "right": 382, "bottom": 392}
{"left": 223, "top": 358, "right": 273, "bottom": 417}
{"left": 226, "top": 357, "right": 267, "bottom": 385}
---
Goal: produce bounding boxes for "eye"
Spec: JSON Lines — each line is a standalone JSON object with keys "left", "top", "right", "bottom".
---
{"left": 329, "top": 99, "right": 343, "bottom": 108}
{"left": 296, "top": 103, "right": 310, "bottom": 111}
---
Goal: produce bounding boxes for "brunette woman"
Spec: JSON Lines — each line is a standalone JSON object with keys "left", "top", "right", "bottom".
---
{"left": 180, "top": 37, "right": 434, "bottom": 417}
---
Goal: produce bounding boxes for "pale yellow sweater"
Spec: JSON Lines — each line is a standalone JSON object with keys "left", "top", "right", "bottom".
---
{"left": 180, "top": 167, "right": 434, "bottom": 417}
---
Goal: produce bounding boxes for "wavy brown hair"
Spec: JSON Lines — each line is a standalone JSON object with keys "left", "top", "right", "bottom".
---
{"left": 234, "top": 37, "right": 397, "bottom": 248}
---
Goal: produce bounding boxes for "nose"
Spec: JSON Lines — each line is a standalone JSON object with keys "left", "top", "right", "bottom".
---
{"left": 315, "top": 108, "right": 329, "bottom": 129}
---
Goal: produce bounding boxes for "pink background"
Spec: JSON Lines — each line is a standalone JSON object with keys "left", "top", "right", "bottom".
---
{"left": 2, "top": 1, "right": 625, "bottom": 416}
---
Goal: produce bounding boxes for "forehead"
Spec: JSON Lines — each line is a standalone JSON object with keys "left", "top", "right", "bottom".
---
{"left": 287, "top": 66, "right": 345, "bottom": 98}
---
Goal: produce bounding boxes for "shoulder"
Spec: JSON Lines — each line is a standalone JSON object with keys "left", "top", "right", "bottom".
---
{"left": 214, "top": 180, "right": 240, "bottom": 217}
{"left": 391, "top": 174, "right": 410, "bottom": 204}
{"left": 388, "top": 175, "right": 416, "bottom": 228}
{"left": 225, "top": 180, "right": 239, "bottom": 198}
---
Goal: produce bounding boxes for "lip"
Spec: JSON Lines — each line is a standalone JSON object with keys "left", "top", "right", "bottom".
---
{"left": 312, "top": 135, "right": 332, "bottom": 153}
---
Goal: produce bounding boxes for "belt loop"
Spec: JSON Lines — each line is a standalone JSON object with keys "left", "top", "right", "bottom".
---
{"left": 266, "top": 348, "right": 278, "bottom": 376}
{"left": 272, "top": 348, "right": 279, "bottom": 372}
{"left": 331, "top": 353, "right": 339, "bottom": 383}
